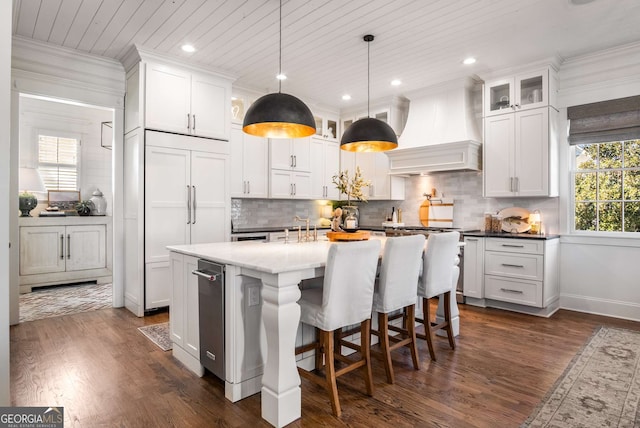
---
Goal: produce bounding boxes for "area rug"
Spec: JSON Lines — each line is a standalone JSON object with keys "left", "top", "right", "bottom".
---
{"left": 522, "top": 326, "right": 640, "bottom": 427}
{"left": 19, "top": 282, "right": 112, "bottom": 323}
{"left": 138, "top": 322, "right": 172, "bottom": 351}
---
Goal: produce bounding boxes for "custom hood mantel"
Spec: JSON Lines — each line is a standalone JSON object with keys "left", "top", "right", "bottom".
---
{"left": 387, "top": 77, "right": 483, "bottom": 175}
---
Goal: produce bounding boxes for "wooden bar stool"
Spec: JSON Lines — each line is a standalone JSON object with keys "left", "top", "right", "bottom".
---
{"left": 295, "top": 239, "right": 381, "bottom": 417}
{"left": 369, "top": 234, "right": 425, "bottom": 384}
{"left": 416, "top": 231, "right": 460, "bottom": 361}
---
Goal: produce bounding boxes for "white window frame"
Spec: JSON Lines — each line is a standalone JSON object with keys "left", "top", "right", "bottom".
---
{"left": 36, "top": 128, "right": 82, "bottom": 195}
{"left": 570, "top": 140, "right": 640, "bottom": 237}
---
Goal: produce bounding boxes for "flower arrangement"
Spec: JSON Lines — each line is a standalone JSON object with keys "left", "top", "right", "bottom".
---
{"left": 332, "top": 166, "right": 371, "bottom": 205}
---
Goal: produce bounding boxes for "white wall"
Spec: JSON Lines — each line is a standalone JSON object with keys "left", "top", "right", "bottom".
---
{"left": 0, "top": 0, "right": 11, "bottom": 406}
{"left": 556, "top": 41, "right": 640, "bottom": 321}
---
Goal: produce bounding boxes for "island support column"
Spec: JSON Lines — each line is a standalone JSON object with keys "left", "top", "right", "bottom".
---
{"left": 260, "top": 272, "right": 303, "bottom": 427}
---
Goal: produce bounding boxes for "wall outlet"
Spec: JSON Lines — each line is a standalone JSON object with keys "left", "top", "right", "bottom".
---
{"left": 248, "top": 285, "right": 260, "bottom": 307}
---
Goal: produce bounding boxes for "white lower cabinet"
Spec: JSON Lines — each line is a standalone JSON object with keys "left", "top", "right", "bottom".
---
{"left": 19, "top": 218, "right": 111, "bottom": 293}
{"left": 464, "top": 236, "right": 559, "bottom": 316}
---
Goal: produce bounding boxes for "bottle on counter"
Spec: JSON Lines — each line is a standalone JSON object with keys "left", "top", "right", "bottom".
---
{"left": 391, "top": 207, "right": 398, "bottom": 224}
{"left": 398, "top": 208, "right": 402, "bottom": 223}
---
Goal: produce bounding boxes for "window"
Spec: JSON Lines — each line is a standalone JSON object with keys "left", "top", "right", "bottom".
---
{"left": 38, "top": 133, "right": 79, "bottom": 191}
{"left": 573, "top": 140, "right": 640, "bottom": 232}
{"left": 568, "top": 95, "right": 640, "bottom": 233}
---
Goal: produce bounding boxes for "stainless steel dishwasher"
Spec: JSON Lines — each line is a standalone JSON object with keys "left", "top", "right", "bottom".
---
{"left": 193, "top": 260, "right": 225, "bottom": 380}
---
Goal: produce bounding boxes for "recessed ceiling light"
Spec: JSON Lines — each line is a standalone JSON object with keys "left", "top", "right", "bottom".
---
{"left": 276, "top": 73, "right": 287, "bottom": 80}
{"left": 181, "top": 44, "right": 195, "bottom": 53}
{"left": 390, "top": 79, "right": 402, "bottom": 86}
{"left": 463, "top": 57, "right": 476, "bottom": 65}
{"left": 342, "top": 94, "right": 351, "bottom": 101}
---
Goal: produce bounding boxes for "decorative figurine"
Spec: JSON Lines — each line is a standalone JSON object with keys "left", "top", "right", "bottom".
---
{"left": 331, "top": 207, "right": 343, "bottom": 232}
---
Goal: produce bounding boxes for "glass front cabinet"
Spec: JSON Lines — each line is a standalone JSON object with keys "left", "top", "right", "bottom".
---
{"left": 484, "top": 68, "right": 554, "bottom": 117}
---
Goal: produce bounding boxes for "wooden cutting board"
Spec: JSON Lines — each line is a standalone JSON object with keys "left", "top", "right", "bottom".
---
{"left": 326, "top": 230, "right": 370, "bottom": 241}
{"left": 419, "top": 200, "right": 454, "bottom": 227}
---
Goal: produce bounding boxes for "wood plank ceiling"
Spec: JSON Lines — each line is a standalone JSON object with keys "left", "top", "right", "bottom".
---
{"left": 11, "top": 0, "right": 640, "bottom": 110}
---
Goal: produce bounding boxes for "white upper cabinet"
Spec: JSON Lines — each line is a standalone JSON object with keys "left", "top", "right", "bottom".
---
{"left": 270, "top": 137, "right": 311, "bottom": 172}
{"left": 230, "top": 124, "right": 268, "bottom": 198}
{"left": 145, "top": 63, "right": 231, "bottom": 140}
{"left": 313, "top": 113, "right": 339, "bottom": 141}
{"left": 310, "top": 137, "right": 340, "bottom": 199}
{"left": 340, "top": 96, "right": 409, "bottom": 139}
{"left": 338, "top": 150, "right": 405, "bottom": 201}
{"left": 484, "top": 68, "right": 555, "bottom": 117}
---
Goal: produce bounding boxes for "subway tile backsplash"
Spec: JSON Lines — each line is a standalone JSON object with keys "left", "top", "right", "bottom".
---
{"left": 232, "top": 171, "right": 559, "bottom": 234}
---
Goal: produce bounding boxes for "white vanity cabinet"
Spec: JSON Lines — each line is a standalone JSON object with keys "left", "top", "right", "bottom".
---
{"left": 19, "top": 217, "right": 111, "bottom": 293}
{"left": 230, "top": 124, "right": 268, "bottom": 198}
{"left": 483, "top": 237, "right": 559, "bottom": 315}
{"left": 310, "top": 136, "right": 340, "bottom": 199}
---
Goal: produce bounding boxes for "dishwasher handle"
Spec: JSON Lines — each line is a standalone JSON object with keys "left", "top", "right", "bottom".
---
{"left": 192, "top": 269, "right": 219, "bottom": 282}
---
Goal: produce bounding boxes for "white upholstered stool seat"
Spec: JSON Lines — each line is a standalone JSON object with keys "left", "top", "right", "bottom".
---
{"left": 295, "top": 239, "right": 381, "bottom": 417}
{"left": 416, "top": 231, "right": 460, "bottom": 361}
{"left": 370, "top": 234, "right": 426, "bottom": 384}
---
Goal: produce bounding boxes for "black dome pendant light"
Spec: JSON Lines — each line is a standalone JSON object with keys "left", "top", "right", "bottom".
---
{"left": 242, "top": 0, "right": 315, "bottom": 139}
{"left": 340, "top": 34, "right": 398, "bottom": 152}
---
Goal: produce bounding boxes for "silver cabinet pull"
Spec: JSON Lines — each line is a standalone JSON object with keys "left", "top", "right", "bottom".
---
{"left": 67, "top": 234, "right": 71, "bottom": 259}
{"left": 501, "top": 263, "right": 524, "bottom": 268}
{"left": 293, "top": 155, "right": 297, "bottom": 167}
{"left": 290, "top": 155, "right": 293, "bottom": 167}
{"left": 192, "top": 185, "right": 196, "bottom": 224}
{"left": 192, "top": 114, "right": 196, "bottom": 132}
{"left": 501, "top": 244, "right": 524, "bottom": 248}
{"left": 500, "top": 288, "right": 524, "bottom": 294}
{"left": 515, "top": 177, "right": 520, "bottom": 192}
{"left": 187, "top": 185, "right": 191, "bottom": 224}
{"left": 466, "top": 238, "right": 478, "bottom": 242}
{"left": 247, "top": 181, "right": 250, "bottom": 194}
{"left": 192, "top": 270, "right": 218, "bottom": 281}
{"left": 206, "top": 351, "right": 216, "bottom": 361}
{"left": 293, "top": 183, "right": 296, "bottom": 196}
{"left": 60, "top": 234, "right": 64, "bottom": 260}
{"left": 187, "top": 113, "right": 191, "bottom": 131}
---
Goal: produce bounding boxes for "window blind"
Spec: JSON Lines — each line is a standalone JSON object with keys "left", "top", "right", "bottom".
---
{"left": 38, "top": 135, "right": 79, "bottom": 190}
{"left": 567, "top": 95, "right": 640, "bottom": 145}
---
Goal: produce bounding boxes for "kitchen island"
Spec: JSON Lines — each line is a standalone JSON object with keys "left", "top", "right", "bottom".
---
{"left": 167, "top": 237, "right": 461, "bottom": 427}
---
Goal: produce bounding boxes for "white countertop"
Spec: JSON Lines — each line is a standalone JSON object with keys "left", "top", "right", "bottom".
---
{"left": 168, "top": 238, "right": 363, "bottom": 274}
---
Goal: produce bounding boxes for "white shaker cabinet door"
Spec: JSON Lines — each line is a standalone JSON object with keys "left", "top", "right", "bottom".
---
{"left": 514, "top": 108, "right": 549, "bottom": 197}
{"left": 242, "top": 133, "right": 269, "bottom": 198}
{"left": 190, "top": 150, "right": 228, "bottom": 244}
{"left": 19, "top": 226, "right": 66, "bottom": 275}
{"left": 190, "top": 72, "right": 230, "bottom": 140}
{"left": 484, "top": 114, "right": 515, "bottom": 197}
{"left": 65, "top": 225, "right": 106, "bottom": 272}
{"left": 145, "top": 63, "right": 191, "bottom": 134}
{"left": 145, "top": 145, "right": 190, "bottom": 264}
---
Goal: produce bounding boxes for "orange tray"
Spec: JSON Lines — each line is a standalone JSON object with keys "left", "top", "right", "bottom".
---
{"left": 326, "top": 230, "right": 370, "bottom": 241}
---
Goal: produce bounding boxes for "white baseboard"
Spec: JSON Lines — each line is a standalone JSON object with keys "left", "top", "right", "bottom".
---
{"left": 560, "top": 293, "right": 640, "bottom": 322}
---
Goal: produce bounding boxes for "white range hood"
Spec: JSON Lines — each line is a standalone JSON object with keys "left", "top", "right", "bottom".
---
{"left": 387, "top": 77, "right": 483, "bottom": 175}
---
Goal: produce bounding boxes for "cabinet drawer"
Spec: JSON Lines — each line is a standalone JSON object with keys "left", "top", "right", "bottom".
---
{"left": 485, "top": 238, "right": 543, "bottom": 254}
{"left": 485, "top": 275, "right": 542, "bottom": 307}
{"left": 485, "top": 252, "right": 543, "bottom": 280}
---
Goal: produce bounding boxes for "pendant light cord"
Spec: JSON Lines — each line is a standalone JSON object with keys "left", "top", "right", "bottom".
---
{"left": 278, "top": 0, "right": 282, "bottom": 93}
{"left": 367, "top": 37, "right": 370, "bottom": 117}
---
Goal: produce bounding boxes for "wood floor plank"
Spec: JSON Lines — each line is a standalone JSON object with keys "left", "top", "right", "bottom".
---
{"left": 10, "top": 304, "right": 640, "bottom": 427}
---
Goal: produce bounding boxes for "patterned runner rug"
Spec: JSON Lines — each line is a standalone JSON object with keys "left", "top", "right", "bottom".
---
{"left": 522, "top": 326, "right": 640, "bottom": 427}
{"left": 19, "top": 282, "right": 112, "bottom": 323}
{"left": 138, "top": 323, "right": 172, "bottom": 351}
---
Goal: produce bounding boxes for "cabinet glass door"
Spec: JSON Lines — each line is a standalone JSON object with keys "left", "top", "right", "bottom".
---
{"left": 516, "top": 71, "right": 546, "bottom": 110}
{"left": 488, "top": 81, "right": 512, "bottom": 115}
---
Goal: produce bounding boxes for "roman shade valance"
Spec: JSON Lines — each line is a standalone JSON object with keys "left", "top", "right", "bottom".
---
{"left": 567, "top": 95, "right": 640, "bottom": 145}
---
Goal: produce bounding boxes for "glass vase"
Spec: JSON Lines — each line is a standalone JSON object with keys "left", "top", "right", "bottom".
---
{"left": 342, "top": 205, "right": 359, "bottom": 229}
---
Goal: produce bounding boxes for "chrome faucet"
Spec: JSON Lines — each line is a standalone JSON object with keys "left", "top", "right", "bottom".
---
{"left": 294, "top": 216, "right": 311, "bottom": 242}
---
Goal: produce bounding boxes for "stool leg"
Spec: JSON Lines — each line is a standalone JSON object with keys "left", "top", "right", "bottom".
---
{"left": 315, "top": 327, "right": 323, "bottom": 371}
{"left": 378, "top": 312, "right": 395, "bottom": 384}
{"left": 422, "top": 297, "right": 437, "bottom": 361}
{"left": 406, "top": 304, "right": 420, "bottom": 370}
{"left": 361, "top": 319, "right": 374, "bottom": 396}
{"left": 443, "top": 291, "right": 456, "bottom": 350}
{"left": 322, "top": 329, "right": 341, "bottom": 417}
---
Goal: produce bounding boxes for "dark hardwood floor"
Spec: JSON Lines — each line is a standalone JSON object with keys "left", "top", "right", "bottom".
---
{"left": 10, "top": 304, "right": 640, "bottom": 427}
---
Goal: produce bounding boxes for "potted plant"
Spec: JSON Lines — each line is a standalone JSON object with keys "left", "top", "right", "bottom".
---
{"left": 18, "top": 191, "right": 38, "bottom": 217}
{"left": 331, "top": 166, "right": 371, "bottom": 229}
{"left": 76, "top": 200, "right": 94, "bottom": 216}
